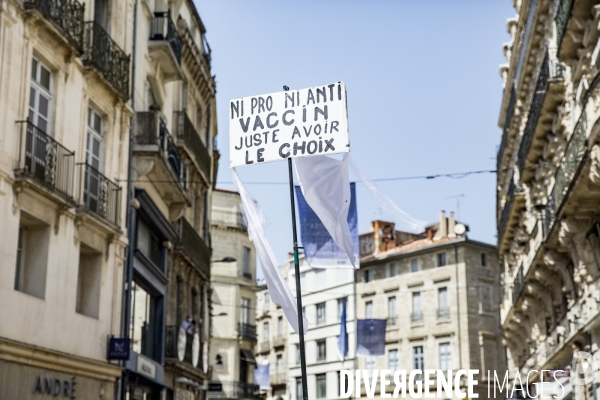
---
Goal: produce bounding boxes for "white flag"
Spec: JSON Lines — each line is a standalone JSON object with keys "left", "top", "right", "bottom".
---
{"left": 295, "top": 154, "right": 356, "bottom": 268}
{"left": 232, "top": 168, "right": 308, "bottom": 334}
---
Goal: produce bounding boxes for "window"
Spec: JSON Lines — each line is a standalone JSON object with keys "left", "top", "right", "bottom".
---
{"left": 413, "top": 346, "right": 424, "bottom": 370}
{"left": 191, "top": 289, "right": 199, "bottom": 320}
{"left": 240, "top": 298, "right": 250, "bottom": 324}
{"left": 300, "top": 272, "right": 306, "bottom": 288}
{"left": 438, "top": 253, "right": 447, "bottom": 267}
{"left": 29, "top": 58, "right": 52, "bottom": 133}
{"left": 76, "top": 244, "right": 102, "bottom": 318}
{"left": 388, "top": 349, "right": 399, "bottom": 373}
{"left": 14, "top": 217, "right": 50, "bottom": 299}
{"left": 365, "top": 301, "right": 373, "bottom": 319}
{"left": 295, "top": 344, "right": 301, "bottom": 365}
{"left": 196, "top": 106, "right": 203, "bottom": 133}
{"left": 276, "top": 354, "right": 283, "bottom": 375}
{"left": 366, "top": 357, "right": 375, "bottom": 378}
{"left": 242, "top": 247, "right": 251, "bottom": 278}
{"left": 317, "top": 340, "right": 326, "bottom": 361}
{"left": 412, "top": 292, "right": 422, "bottom": 322}
{"left": 93, "top": 0, "right": 108, "bottom": 27}
{"left": 411, "top": 259, "right": 419, "bottom": 273}
{"left": 315, "top": 269, "right": 325, "bottom": 289}
{"left": 363, "top": 269, "right": 373, "bottom": 283}
{"left": 277, "top": 316, "right": 283, "bottom": 335}
{"left": 316, "top": 302, "right": 326, "bottom": 325}
{"left": 130, "top": 279, "right": 160, "bottom": 361}
{"left": 263, "top": 292, "right": 270, "bottom": 311}
{"left": 438, "top": 287, "right": 449, "bottom": 318}
{"left": 262, "top": 322, "right": 269, "bottom": 343}
{"left": 439, "top": 342, "right": 451, "bottom": 371}
{"left": 296, "top": 377, "right": 303, "bottom": 400}
{"left": 388, "top": 297, "right": 397, "bottom": 325}
{"left": 316, "top": 374, "right": 327, "bottom": 398}
{"left": 390, "top": 263, "right": 397, "bottom": 277}
{"left": 86, "top": 107, "right": 103, "bottom": 170}
{"left": 481, "top": 253, "right": 487, "bottom": 267}
{"left": 480, "top": 285, "right": 492, "bottom": 312}
{"left": 137, "top": 219, "right": 161, "bottom": 267}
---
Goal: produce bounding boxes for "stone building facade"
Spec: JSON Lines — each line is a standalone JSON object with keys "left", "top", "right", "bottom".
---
{"left": 255, "top": 265, "right": 291, "bottom": 400}
{"left": 209, "top": 188, "right": 260, "bottom": 400}
{"left": 496, "top": 0, "right": 600, "bottom": 398}
{"left": 354, "top": 214, "right": 505, "bottom": 399}
{"left": 0, "top": 0, "right": 132, "bottom": 398}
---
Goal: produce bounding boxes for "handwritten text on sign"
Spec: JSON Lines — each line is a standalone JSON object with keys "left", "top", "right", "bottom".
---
{"left": 229, "top": 82, "right": 349, "bottom": 167}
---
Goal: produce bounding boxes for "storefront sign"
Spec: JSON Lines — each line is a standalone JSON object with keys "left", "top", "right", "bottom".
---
{"left": 107, "top": 337, "right": 130, "bottom": 360}
{"left": 32, "top": 376, "right": 76, "bottom": 398}
{"left": 137, "top": 355, "right": 157, "bottom": 379}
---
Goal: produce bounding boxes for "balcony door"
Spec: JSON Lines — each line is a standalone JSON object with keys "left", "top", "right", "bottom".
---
{"left": 84, "top": 108, "right": 103, "bottom": 213}
{"left": 27, "top": 59, "right": 53, "bottom": 182}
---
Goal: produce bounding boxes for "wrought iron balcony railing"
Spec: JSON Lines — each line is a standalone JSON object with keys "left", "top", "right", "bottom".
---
{"left": 437, "top": 308, "right": 450, "bottom": 319}
{"left": 174, "top": 217, "right": 210, "bottom": 279}
{"left": 82, "top": 21, "right": 130, "bottom": 100}
{"left": 208, "top": 381, "right": 260, "bottom": 400}
{"left": 497, "top": 85, "right": 516, "bottom": 172}
{"left": 165, "top": 325, "right": 203, "bottom": 370}
{"left": 410, "top": 312, "right": 423, "bottom": 323}
{"left": 79, "top": 163, "right": 121, "bottom": 227}
{"left": 512, "top": 264, "right": 525, "bottom": 305}
{"left": 25, "top": 0, "right": 85, "bottom": 53}
{"left": 556, "top": 0, "right": 574, "bottom": 51}
{"left": 150, "top": 11, "right": 182, "bottom": 65}
{"left": 16, "top": 121, "right": 75, "bottom": 200}
{"left": 238, "top": 323, "right": 257, "bottom": 342}
{"left": 174, "top": 111, "right": 211, "bottom": 180}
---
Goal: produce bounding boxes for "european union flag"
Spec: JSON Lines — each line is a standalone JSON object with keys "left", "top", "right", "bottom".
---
{"left": 337, "top": 297, "right": 349, "bottom": 363}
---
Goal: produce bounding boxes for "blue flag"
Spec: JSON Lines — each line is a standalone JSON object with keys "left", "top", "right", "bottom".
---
{"left": 356, "top": 319, "right": 387, "bottom": 358}
{"left": 338, "top": 297, "right": 349, "bottom": 363}
{"left": 294, "top": 182, "right": 359, "bottom": 268}
{"left": 254, "top": 363, "right": 270, "bottom": 390}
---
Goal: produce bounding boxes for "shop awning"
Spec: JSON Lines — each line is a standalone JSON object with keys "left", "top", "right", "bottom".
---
{"left": 240, "top": 350, "right": 257, "bottom": 366}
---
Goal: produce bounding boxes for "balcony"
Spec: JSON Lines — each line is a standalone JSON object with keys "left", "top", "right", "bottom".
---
{"left": 174, "top": 111, "right": 211, "bottom": 182}
{"left": 174, "top": 217, "right": 210, "bottom": 278}
{"left": 238, "top": 323, "right": 257, "bottom": 342}
{"left": 272, "top": 335, "right": 285, "bottom": 347}
{"left": 165, "top": 325, "right": 203, "bottom": 371}
{"left": 387, "top": 317, "right": 397, "bottom": 326}
{"left": 271, "top": 374, "right": 286, "bottom": 386}
{"left": 544, "top": 110, "right": 588, "bottom": 237}
{"left": 258, "top": 341, "right": 270, "bottom": 354}
{"left": 212, "top": 209, "right": 247, "bottom": 230}
{"left": 437, "top": 308, "right": 450, "bottom": 320}
{"left": 14, "top": 121, "right": 76, "bottom": 204}
{"left": 133, "top": 111, "right": 189, "bottom": 208}
{"left": 82, "top": 21, "right": 130, "bottom": 101}
{"left": 410, "top": 312, "right": 423, "bottom": 324}
{"left": 208, "top": 381, "right": 260, "bottom": 400}
{"left": 149, "top": 11, "right": 182, "bottom": 82}
{"left": 497, "top": 85, "right": 516, "bottom": 172}
{"left": 24, "top": 0, "right": 85, "bottom": 53}
{"left": 556, "top": 0, "right": 574, "bottom": 53}
{"left": 512, "top": 264, "right": 525, "bottom": 305}
{"left": 78, "top": 163, "right": 121, "bottom": 228}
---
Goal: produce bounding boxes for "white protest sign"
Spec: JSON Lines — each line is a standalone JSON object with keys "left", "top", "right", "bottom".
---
{"left": 229, "top": 82, "right": 349, "bottom": 167}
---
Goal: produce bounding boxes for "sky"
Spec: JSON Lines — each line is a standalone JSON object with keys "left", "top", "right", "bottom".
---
{"left": 196, "top": 1, "right": 514, "bottom": 271}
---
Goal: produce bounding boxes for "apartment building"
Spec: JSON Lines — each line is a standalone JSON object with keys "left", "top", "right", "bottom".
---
{"left": 255, "top": 263, "right": 291, "bottom": 400}
{"left": 123, "top": 0, "right": 216, "bottom": 398}
{"left": 0, "top": 0, "right": 131, "bottom": 398}
{"left": 354, "top": 214, "right": 505, "bottom": 399}
{"left": 496, "top": 0, "right": 600, "bottom": 398}
{"left": 287, "top": 254, "right": 357, "bottom": 400}
{"left": 209, "top": 188, "right": 260, "bottom": 400}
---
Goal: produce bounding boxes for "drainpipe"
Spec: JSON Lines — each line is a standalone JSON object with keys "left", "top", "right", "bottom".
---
{"left": 121, "top": 0, "right": 139, "bottom": 399}
{"left": 454, "top": 244, "right": 463, "bottom": 369}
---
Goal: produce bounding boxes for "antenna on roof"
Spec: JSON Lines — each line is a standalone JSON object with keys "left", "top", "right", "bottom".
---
{"left": 445, "top": 194, "right": 465, "bottom": 221}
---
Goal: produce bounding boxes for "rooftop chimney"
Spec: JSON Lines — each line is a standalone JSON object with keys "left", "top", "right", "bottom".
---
{"left": 439, "top": 210, "right": 447, "bottom": 238}
{"left": 448, "top": 212, "right": 456, "bottom": 238}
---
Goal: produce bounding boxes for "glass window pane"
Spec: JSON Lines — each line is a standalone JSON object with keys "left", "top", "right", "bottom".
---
{"left": 29, "top": 88, "right": 36, "bottom": 109}
{"left": 38, "top": 95, "right": 49, "bottom": 118}
{"left": 31, "top": 59, "right": 38, "bottom": 80}
{"left": 40, "top": 66, "right": 51, "bottom": 90}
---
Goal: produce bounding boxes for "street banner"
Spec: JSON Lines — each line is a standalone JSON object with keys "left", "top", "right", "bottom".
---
{"left": 295, "top": 182, "right": 358, "bottom": 268}
{"left": 229, "top": 82, "right": 349, "bottom": 167}
{"left": 338, "top": 297, "right": 349, "bottom": 362}
{"left": 356, "top": 319, "right": 386, "bottom": 358}
{"left": 254, "top": 363, "right": 270, "bottom": 390}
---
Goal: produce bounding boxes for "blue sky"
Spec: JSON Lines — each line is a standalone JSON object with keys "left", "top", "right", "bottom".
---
{"left": 196, "top": 1, "right": 514, "bottom": 269}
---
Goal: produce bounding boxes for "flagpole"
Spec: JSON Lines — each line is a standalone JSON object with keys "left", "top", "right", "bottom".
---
{"left": 287, "top": 154, "right": 309, "bottom": 400}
